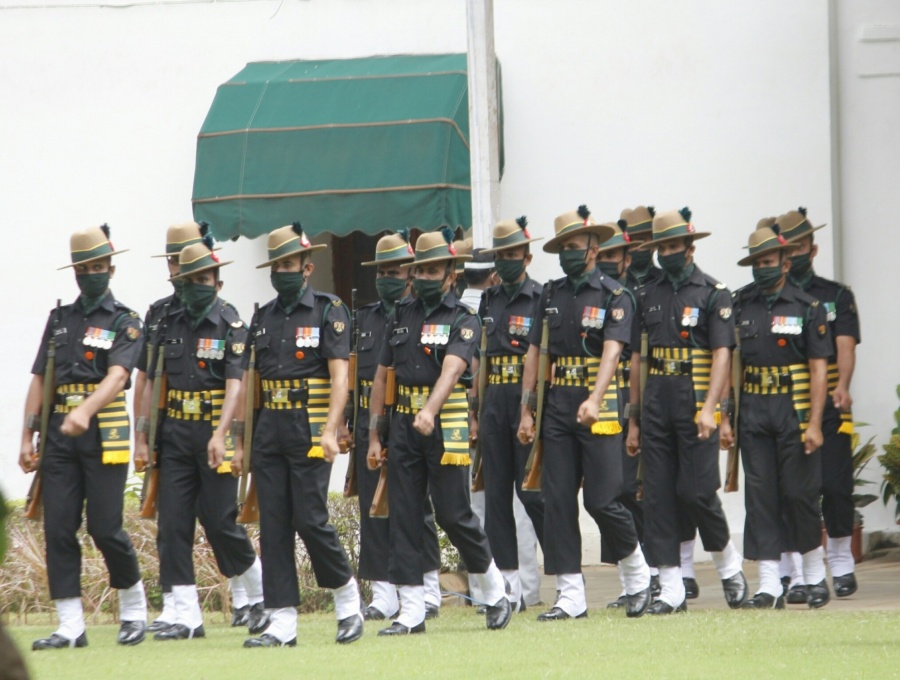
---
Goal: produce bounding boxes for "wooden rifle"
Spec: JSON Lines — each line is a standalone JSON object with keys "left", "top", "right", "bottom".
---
{"left": 724, "top": 326, "right": 742, "bottom": 492}
{"left": 369, "top": 366, "right": 396, "bottom": 518}
{"left": 25, "top": 299, "right": 61, "bottom": 521}
{"left": 523, "top": 281, "right": 553, "bottom": 492}
{"left": 343, "top": 288, "right": 359, "bottom": 497}
{"left": 470, "top": 320, "right": 488, "bottom": 492}
{"left": 238, "top": 304, "right": 261, "bottom": 524}
{"left": 139, "top": 302, "right": 169, "bottom": 519}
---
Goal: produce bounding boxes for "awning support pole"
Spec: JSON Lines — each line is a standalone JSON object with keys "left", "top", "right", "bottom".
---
{"left": 466, "top": 0, "right": 500, "bottom": 248}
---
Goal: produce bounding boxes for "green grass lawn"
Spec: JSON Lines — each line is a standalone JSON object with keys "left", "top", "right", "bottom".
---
{"left": 7, "top": 607, "right": 899, "bottom": 679}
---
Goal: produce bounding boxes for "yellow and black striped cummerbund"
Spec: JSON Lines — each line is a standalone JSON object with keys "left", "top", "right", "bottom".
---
{"left": 358, "top": 379, "right": 373, "bottom": 410}
{"left": 488, "top": 355, "right": 525, "bottom": 385}
{"left": 166, "top": 388, "right": 234, "bottom": 472}
{"left": 743, "top": 364, "right": 812, "bottom": 433}
{"left": 397, "top": 383, "right": 471, "bottom": 465}
{"left": 649, "top": 347, "right": 720, "bottom": 423}
{"left": 55, "top": 384, "right": 130, "bottom": 464}
{"left": 827, "top": 361, "right": 854, "bottom": 435}
{"left": 259, "top": 378, "right": 333, "bottom": 458}
{"left": 552, "top": 356, "right": 621, "bottom": 435}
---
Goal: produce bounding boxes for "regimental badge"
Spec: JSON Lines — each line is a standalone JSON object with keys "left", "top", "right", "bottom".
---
{"left": 824, "top": 301, "right": 836, "bottom": 322}
{"left": 333, "top": 299, "right": 342, "bottom": 306}
{"left": 296, "top": 327, "right": 321, "bottom": 348}
{"left": 581, "top": 306, "right": 606, "bottom": 329}
{"left": 508, "top": 316, "right": 533, "bottom": 336}
{"left": 682, "top": 307, "right": 700, "bottom": 327}
{"left": 818, "top": 324, "right": 827, "bottom": 336}
{"left": 129, "top": 311, "right": 140, "bottom": 318}
{"left": 197, "top": 338, "right": 226, "bottom": 360}
{"left": 231, "top": 320, "right": 243, "bottom": 328}
{"left": 333, "top": 321, "right": 346, "bottom": 334}
{"left": 771, "top": 315, "right": 803, "bottom": 335}
{"left": 83, "top": 327, "right": 115, "bottom": 349}
{"left": 611, "top": 308, "right": 625, "bottom": 322}
{"left": 125, "top": 327, "right": 140, "bottom": 341}
{"left": 232, "top": 342, "right": 245, "bottom": 356}
{"left": 108, "top": 428, "right": 120, "bottom": 440}
{"left": 460, "top": 328, "right": 475, "bottom": 341}
{"left": 719, "top": 307, "right": 732, "bottom": 320}
{"left": 451, "top": 429, "right": 462, "bottom": 441}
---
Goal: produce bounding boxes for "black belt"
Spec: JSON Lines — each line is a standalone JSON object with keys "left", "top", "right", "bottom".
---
{"left": 54, "top": 392, "right": 89, "bottom": 406}
{"left": 262, "top": 387, "right": 308, "bottom": 404}
{"left": 744, "top": 372, "right": 793, "bottom": 388}
{"left": 554, "top": 365, "right": 587, "bottom": 380}
{"left": 491, "top": 364, "right": 523, "bottom": 376}
{"left": 168, "top": 397, "right": 213, "bottom": 414}
{"left": 650, "top": 357, "right": 693, "bottom": 375}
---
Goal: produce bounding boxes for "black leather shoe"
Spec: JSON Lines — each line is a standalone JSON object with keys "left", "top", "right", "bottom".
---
{"left": 247, "top": 603, "right": 271, "bottom": 635}
{"left": 683, "top": 577, "right": 700, "bottom": 600}
{"left": 485, "top": 597, "right": 512, "bottom": 630}
{"left": 537, "top": 606, "right": 587, "bottom": 621}
{"left": 807, "top": 580, "right": 831, "bottom": 609}
{"left": 647, "top": 599, "right": 687, "bottom": 615}
{"left": 606, "top": 595, "right": 628, "bottom": 609}
{"left": 780, "top": 575, "right": 791, "bottom": 597}
{"left": 722, "top": 572, "right": 749, "bottom": 609}
{"left": 153, "top": 623, "right": 205, "bottom": 641}
{"left": 32, "top": 632, "right": 88, "bottom": 650}
{"left": 244, "top": 633, "right": 296, "bottom": 648}
{"left": 786, "top": 585, "right": 809, "bottom": 605}
{"left": 378, "top": 621, "right": 425, "bottom": 636}
{"left": 147, "top": 619, "right": 173, "bottom": 633}
{"left": 626, "top": 588, "right": 651, "bottom": 618}
{"left": 231, "top": 605, "right": 250, "bottom": 627}
{"left": 117, "top": 621, "right": 146, "bottom": 646}
{"left": 364, "top": 606, "right": 388, "bottom": 621}
{"left": 336, "top": 614, "right": 363, "bottom": 644}
{"left": 649, "top": 574, "right": 661, "bottom": 598}
{"left": 741, "top": 592, "right": 785, "bottom": 610}
{"left": 834, "top": 573, "right": 858, "bottom": 598}
{"left": 424, "top": 603, "right": 440, "bottom": 620}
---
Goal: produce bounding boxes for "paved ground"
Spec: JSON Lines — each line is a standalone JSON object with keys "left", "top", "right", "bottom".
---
{"left": 537, "top": 547, "right": 900, "bottom": 612}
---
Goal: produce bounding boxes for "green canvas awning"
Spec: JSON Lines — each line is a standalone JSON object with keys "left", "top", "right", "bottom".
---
{"left": 192, "top": 53, "right": 503, "bottom": 241}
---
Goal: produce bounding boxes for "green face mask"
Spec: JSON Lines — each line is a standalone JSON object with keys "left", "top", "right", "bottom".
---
{"left": 658, "top": 250, "right": 688, "bottom": 279}
{"left": 181, "top": 281, "right": 218, "bottom": 318}
{"left": 413, "top": 277, "right": 446, "bottom": 308}
{"left": 597, "top": 260, "right": 623, "bottom": 280}
{"left": 559, "top": 249, "right": 588, "bottom": 279}
{"left": 789, "top": 252, "right": 812, "bottom": 278}
{"left": 171, "top": 278, "right": 185, "bottom": 301}
{"left": 495, "top": 258, "right": 526, "bottom": 284}
{"left": 271, "top": 271, "right": 306, "bottom": 300}
{"left": 629, "top": 249, "right": 652, "bottom": 271}
{"left": 375, "top": 276, "right": 408, "bottom": 307}
{"left": 752, "top": 265, "right": 784, "bottom": 291}
{"left": 76, "top": 272, "right": 110, "bottom": 300}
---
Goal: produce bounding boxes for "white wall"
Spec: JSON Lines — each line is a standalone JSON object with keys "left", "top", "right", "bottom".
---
{"left": 3, "top": 0, "right": 890, "bottom": 560}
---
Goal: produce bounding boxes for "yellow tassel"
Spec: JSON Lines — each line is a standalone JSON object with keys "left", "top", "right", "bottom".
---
{"left": 714, "top": 411, "right": 721, "bottom": 425}
{"left": 307, "top": 446, "right": 325, "bottom": 459}
{"left": 217, "top": 461, "right": 232, "bottom": 474}
{"left": 102, "top": 450, "right": 131, "bottom": 465}
{"left": 838, "top": 422, "right": 854, "bottom": 435}
{"left": 591, "top": 421, "right": 623, "bottom": 436}
{"left": 440, "top": 452, "right": 472, "bottom": 466}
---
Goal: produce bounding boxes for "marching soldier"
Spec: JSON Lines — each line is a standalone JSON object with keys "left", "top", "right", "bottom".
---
{"left": 135, "top": 236, "right": 266, "bottom": 641}
{"left": 355, "top": 232, "right": 443, "bottom": 621}
{"left": 622, "top": 206, "right": 664, "bottom": 289}
{"left": 21, "top": 225, "right": 148, "bottom": 649}
{"left": 518, "top": 206, "right": 652, "bottom": 620}
{"left": 367, "top": 228, "right": 513, "bottom": 635}
{"left": 477, "top": 217, "right": 546, "bottom": 612}
{"left": 134, "top": 222, "right": 264, "bottom": 633}
{"left": 778, "top": 208, "right": 862, "bottom": 600}
{"left": 724, "top": 223, "right": 831, "bottom": 609}
{"left": 233, "top": 223, "right": 363, "bottom": 647}
{"left": 627, "top": 208, "right": 747, "bottom": 614}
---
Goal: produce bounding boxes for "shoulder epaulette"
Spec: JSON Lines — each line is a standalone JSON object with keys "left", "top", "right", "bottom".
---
{"left": 455, "top": 300, "right": 478, "bottom": 315}
{"left": 701, "top": 272, "right": 727, "bottom": 290}
{"left": 597, "top": 273, "right": 624, "bottom": 296}
{"left": 219, "top": 301, "right": 244, "bottom": 328}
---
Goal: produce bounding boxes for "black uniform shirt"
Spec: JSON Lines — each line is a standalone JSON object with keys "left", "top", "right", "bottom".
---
{"left": 633, "top": 265, "right": 735, "bottom": 352}
{"left": 479, "top": 277, "right": 543, "bottom": 358}
{"left": 356, "top": 301, "right": 391, "bottom": 383}
{"left": 733, "top": 282, "right": 832, "bottom": 366}
{"left": 626, "top": 264, "right": 664, "bottom": 291}
{"left": 32, "top": 291, "right": 143, "bottom": 386}
{"left": 379, "top": 291, "right": 479, "bottom": 387}
{"left": 526, "top": 268, "right": 633, "bottom": 360}
{"left": 795, "top": 274, "right": 861, "bottom": 362}
{"left": 137, "top": 293, "right": 181, "bottom": 373}
{"left": 156, "top": 298, "right": 248, "bottom": 391}
{"left": 246, "top": 286, "right": 350, "bottom": 381}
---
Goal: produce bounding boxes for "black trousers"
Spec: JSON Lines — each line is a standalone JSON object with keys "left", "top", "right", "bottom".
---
{"left": 542, "top": 386, "right": 638, "bottom": 575}
{"left": 820, "top": 400, "right": 854, "bottom": 539}
{"left": 158, "top": 419, "right": 257, "bottom": 586}
{"left": 641, "top": 375, "right": 731, "bottom": 567}
{"left": 354, "top": 414, "right": 441, "bottom": 582}
{"left": 42, "top": 412, "right": 141, "bottom": 600}
{"left": 740, "top": 393, "right": 823, "bottom": 560}
{"left": 600, "top": 402, "right": 645, "bottom": 564}
{"left": 253, "top": 408, "right": 353, "bottom": 608}
{"left": 481, "top": 382, "right": 545, "bottom": 570}
{"left": 387, "top": 412, "right": 492, "bottom": 585}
